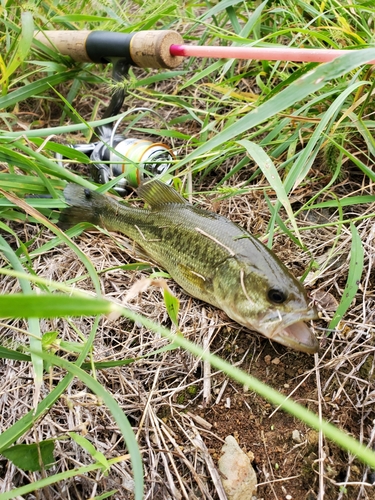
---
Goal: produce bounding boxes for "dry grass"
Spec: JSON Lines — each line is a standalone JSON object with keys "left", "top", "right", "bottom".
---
{"left": 1, "top": 164, "right": 374, "bottom": 498}
{"left": 1, "top": 2, "right": 375, "bottom": 497}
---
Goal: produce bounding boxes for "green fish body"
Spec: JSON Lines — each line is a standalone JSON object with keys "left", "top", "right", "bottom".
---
{"left": 60, "top": 181, "right": 319, "bottom": 354}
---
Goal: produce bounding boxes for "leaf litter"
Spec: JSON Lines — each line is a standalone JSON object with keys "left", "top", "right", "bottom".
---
{"left": 0, "top": 163, "right": 374, "bottom": 498}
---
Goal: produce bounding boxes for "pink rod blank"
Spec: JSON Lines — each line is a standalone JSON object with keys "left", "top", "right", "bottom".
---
{"left": 170, "top": 44, "right": 375, "bottom": 64}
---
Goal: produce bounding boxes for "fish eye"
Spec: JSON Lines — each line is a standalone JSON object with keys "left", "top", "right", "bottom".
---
{"left": 268, "top": 288, "right": 287, "bottom": 304}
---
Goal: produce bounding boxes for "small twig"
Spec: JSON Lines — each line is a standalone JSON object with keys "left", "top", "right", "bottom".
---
{"left": 202, "top": 310, "right": 216, "bottom": 406}
{"left": 315, "top": 352, "right": 325, "bottom": 500}
{"left": 189, "top": 422, "right": 227, "bottom": 500}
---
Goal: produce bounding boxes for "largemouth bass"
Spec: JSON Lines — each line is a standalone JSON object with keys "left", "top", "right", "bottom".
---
{"left": 60, "top": 180, "right": 319, "bottom": 354}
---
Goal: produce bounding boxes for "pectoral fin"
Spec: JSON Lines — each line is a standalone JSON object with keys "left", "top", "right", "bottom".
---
{"left": 176, "top": 263, "right": 217, "bottom": 305}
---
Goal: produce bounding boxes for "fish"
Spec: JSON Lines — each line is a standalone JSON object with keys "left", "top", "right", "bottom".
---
{"left": 60, "top": 180, "right": 319, "bottom": 354}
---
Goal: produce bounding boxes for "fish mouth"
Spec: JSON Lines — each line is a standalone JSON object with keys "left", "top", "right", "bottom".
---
{"left": 260, "top": 308, "right": 319, "bottom": 354}
{"left": 271, "top": 320, "right": 319, "bottom": 354}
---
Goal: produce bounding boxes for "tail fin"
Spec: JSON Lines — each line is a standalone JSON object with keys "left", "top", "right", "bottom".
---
{"left": 59, "top": 184, "right": 105, "bottom": 230}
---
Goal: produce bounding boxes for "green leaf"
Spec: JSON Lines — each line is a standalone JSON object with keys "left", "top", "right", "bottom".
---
{"left": 6, "top": 140, "right": 95, "bottom": 188}
{"left": 69, "top": 432, "right": 109, "bottom": 472}
{"left": 198, "top": 0, "right": 246, "bottom": 21}
{"left": 0, "top": 112, "right": 131, "bottom": 138}
{"left": 29, "top": 139, "right": 91, "bottom": 163}
{"left": 80, "top": 342, "right": 177, "bottom": 370}
{"left": 0, "top": 12, "right": 34, "bottom": 86}
{"left": 81, "top": 358, "right": 137, "bottom": 370}
{"left": 0, "top": 462, "right": 108, "bottom": 500}
{"left": 238, "top": 139, "right": 301, "bottom": 241}
{"left": 2, "top": 440, "right": 55, "bottom": 472}
{"left": 327, "top": 136, "right": 375, "bottom": 182}
{"left": 163, "top": 288, "right": 180, "bottom": 327}
{"left": 42, "top": 331, "right": 60, "bottom": 351}
{"left": 92, "top": 490, "right": 118, "bottom": 500}
{"left": 308, "top": 195, "right": 375, "bottom": 209}
{"left": 52, "top": 15, "right": 116, "bottom": 22}
{"left": 0, "top": 173, "right": 64, "bottom": 195}
{"left": 0, "top": 145, "right": 37, "bottom": 170}
{"left": 329, "top": 223, "right": 364, "bottom": 330}
{"left": 0, "top": 294, "right": 113, "bottom": 319}
{"left": 0, "top": 346, "right": 31, "bottom": 362}
{"left": 0, "top": 71, "right": 80, "bottom": 109}
{"left": 59, "top": 340, "right": 85, "bottom": 354}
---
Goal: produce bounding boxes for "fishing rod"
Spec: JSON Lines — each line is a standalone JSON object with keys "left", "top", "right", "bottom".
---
{"left": 34, "top": 30, "right": 185, "bottom": 193}
{"left": 33, "top": 30, "right": 373, "bottom": 192}
{"left": 34, "top": 29, "right": 374, "bottom": 67}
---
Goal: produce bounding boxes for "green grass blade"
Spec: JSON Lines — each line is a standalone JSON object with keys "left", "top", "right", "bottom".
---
{"left": 0, "top": 318, "right": 100, "bottom": 453}
{"left": 51, "top": 14, "right": 116, "bottom": 22}
{"left": 198, "top": 0, "right": 246, "bottom": 21}
{"left": 7, "top": 141, "right": 96, "bottom": 187}
{"left": 0, "top": 112, "right": 136, "bottom": 138}
{"left": 0, "top": 191, "right": 101, "bottom": 294}
{"left": 329, "top": 223, "right": 364, "bottom": 331}
{"left": 0, "top": 12, "right": 34, "bottom": 86}
{"left": 220, "top": 0, "right": 268, "bottom": 75}
{"left": 0, "top": 295, "right": 113, "bottom": 318}
{"left": 238, "top": 139, "right": 301, "bottom": 242}
{"left": 69, "top": 432, "right": 109, "bottom": 471}
{"left": 0, "top": 235, "right": 43, "bottom": 404}
{"left": 284, "top": 80, "right": 368, "bottom": 194}
{"left": 32, "top": 350, "right": 143, "bottom": 499}
{"left": 2, "top": 293, "right": 375, "bottom": 469}
{"left": 0, "top": 71, "right": 81, "bottom": 109}
{"left": 327, "top": 137, "right": 375, "bottom": 182}
{"left": 0, "top": 462, "right": 108, "bottom": 500}
{"left": 0, "top": 346, "right": 31, "bottom": 362}
{"left": 309, "top": 195, "right": 375, "bottom": 209}
{"left": 175, "top": 49, "right": 375, "bottom": 171}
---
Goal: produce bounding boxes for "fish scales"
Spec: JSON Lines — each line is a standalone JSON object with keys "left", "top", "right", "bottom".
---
{"left": 60, "top": 180, "right": 319, "bottom": 354}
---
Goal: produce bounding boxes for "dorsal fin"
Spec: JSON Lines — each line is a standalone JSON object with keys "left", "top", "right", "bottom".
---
{"left": 137, "top": 179, "right": 188, "bottom": 208}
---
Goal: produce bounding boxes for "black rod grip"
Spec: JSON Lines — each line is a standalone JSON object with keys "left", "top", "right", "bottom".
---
{"left": 86, "top": 31, "right": 133, "bottom": 63}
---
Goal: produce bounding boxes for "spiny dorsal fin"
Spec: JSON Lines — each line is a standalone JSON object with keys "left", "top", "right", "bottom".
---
{"left": 137, "top": 179, "right": 188, "bottom": 208}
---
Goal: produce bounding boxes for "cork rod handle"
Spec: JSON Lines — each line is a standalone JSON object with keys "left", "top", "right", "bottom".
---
{"left": 33, "top": 30, "right": 184, "bottom": 69}
{"left": 34, "top": 30, "right": 92, "bottom": 62}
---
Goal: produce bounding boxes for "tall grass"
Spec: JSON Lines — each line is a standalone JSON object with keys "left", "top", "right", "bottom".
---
{"left": 1, "top": 0, "right": 375, "bottom": 498}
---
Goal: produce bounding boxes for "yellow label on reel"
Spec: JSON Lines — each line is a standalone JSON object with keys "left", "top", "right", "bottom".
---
{"left": 110, "top": 138, "right": 174, "bottom": 188}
